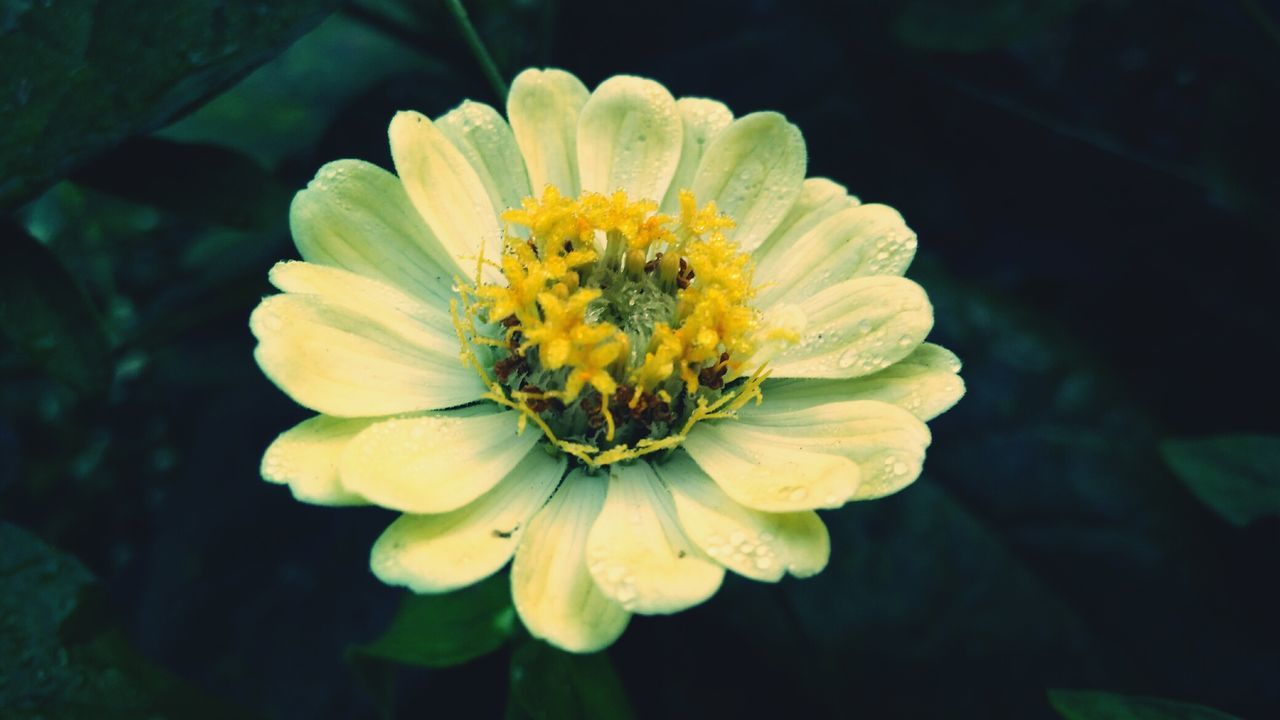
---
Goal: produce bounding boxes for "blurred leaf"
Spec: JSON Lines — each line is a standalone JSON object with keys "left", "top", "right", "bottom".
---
{"left": 893, "top": 0, "right": 1088, "bottom": 52}
{"left": 0, "top": 521, "right": 256, "bottom": 719}
{"left": 71, "top": 138, "right": 291, "bottom": 232}
{"left": 350, "top": 572, "right": 516, "bottom": 669}
{"left": 0, "top": 0, "right": 339, "bottom": 210}
{"left": 508, "top": 639, "right": 635, "bottom": 720}
{"left": 0, "top": 221, "right": 110, "bottom": 394}
{"left": 1049, "top": 689, "right": 1242, "bottom": 720}
{"left": 1159, "top": 435, "right": 1280, "bottom": 527}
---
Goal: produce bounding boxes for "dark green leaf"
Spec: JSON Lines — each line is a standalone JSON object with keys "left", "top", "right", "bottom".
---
{"left": 1159, "top": 435, "right": 1280, "bottom": 526}
{"left": 893, "top": 0, "right": 1088, "bottom": 52}
{"left": 1049, "top": 689, "right": 1242, "bottom": 720}
{"left": 71, "top": 138, "right": 292, "bottom": 232}
{"left": 0, "top": 0, "right": 339, "bottom": 211}
{"left": 0, "top": 221, "right": 110, "bottom": 394}
{"left": 0, "top": 522, "right": 257, "bottom": 719}
{"left": 509, "top": 639, "right": 635, "bottom": 720}
{"left": 351, "top": 572, "right": 516, "bottom": 669}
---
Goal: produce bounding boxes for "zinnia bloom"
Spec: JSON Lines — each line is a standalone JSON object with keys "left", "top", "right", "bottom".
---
{"left": 251, "top": 69, "right": 964, "bottom": 652}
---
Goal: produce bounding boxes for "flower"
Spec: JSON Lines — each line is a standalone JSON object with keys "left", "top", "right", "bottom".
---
{"left": 251, "top": 69, "right": 965, "bottom": 653}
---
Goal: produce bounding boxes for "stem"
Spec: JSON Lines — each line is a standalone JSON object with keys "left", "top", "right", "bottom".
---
{"left": 443, "top": 0, "right": 509, "bottom": 100}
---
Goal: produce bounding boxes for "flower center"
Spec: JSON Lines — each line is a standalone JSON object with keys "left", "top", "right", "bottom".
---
{"left": 451, "top": 186, "right": 769, "bottom": 468}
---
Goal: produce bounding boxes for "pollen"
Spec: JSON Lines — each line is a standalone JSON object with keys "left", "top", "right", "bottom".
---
{"left": 454, "top": 185, "right": 767, "bottom": 465}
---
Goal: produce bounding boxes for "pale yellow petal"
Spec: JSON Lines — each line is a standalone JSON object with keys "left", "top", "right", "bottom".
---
{"left": 389, "top": 110, "right": 502, "bottom": 281}
{"left": 751, "top": 177, "right": 858, "bottom": 264}
{"left": 761, "top": 275, "right": 934, "bottom": 379}
{"left": 512, "top": 471, "right": 631, "bottom": 653}
{"left": 691, "top": 112, "right": 807, "bottom": 253}
{"left": 369, "top": 450, "right": 565, "bottom": 593}
{"left": 261, "top": 415, "right": 377, "bottom": 506}
{"left": 249, "top": 278, "right": 484, "bottom": 417}
{"left": 755, "top": 203, "right": 918, "bottom": 308}
{"left": 577, "top": 75, "right": 683, "bottom": 202}
{"left": 654, "top": 452, "right": 829, "bottom": 582}
{"left": 507, "top": 68, "right": 590, "bottom": 196}
{"left": 682, "top": 423, "right": 859, "bottom": 512}
{"left": 339, "top": 408, "right": 539, "bottom": 514}
{"left": 437, "top": 100, "right": 532, "bottom": 215}
{"left": 289, "top": 159, "right": 461, "bottom": 304}
{"left": 585, "top": 462, "right": 724, "bottom": 614}
{"left": 760, "top": 343, "right": 965, "bottom": 421}
{"left": 661, "top": 98, "right": 733, "bottom": 212}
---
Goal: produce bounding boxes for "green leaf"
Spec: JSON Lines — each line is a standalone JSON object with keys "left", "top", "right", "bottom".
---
{"left": 0, "top": 221, "right": 111, "bottom": 394}
{"left": 0, "top": 0, "right": 339, "bottom": 211}
{"left": 893, "top": 0, "right": 1088, "bottom": 53}
{"left": 1049, "top": 689, "right": 1242, "bottom": 720}
{"left": 351, "top": 572, "right": 516, "bottom": 669}
{"left": 0, "top": 522, "right": 258, "bottom": 719}
{"left": 508, "top": 638, "right": 636, "bottom": 720}
{"left": 1159, "top": 435, "right": 1280, "bottom": 527}
{"left": 70, "top": 138, "right": 292, "bottom": 232}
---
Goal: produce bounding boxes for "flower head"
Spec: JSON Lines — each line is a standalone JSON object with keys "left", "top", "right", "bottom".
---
{"left": 251, "top": 69, "right": 964, "bottom": 652}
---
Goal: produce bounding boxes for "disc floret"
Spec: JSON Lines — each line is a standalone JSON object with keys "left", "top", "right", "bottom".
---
{"left": 453, "top": 186, "right": 767, "bottom": 467}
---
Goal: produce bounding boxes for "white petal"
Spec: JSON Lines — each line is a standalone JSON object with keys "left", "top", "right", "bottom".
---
{"left": 512, "top": 470, "right": 631, "bottom": 653}
{"left": 661, "top": 98, "right": 734, "bottom": 212}
{"left": 654, "top": 452, "right": 829, "bottom": 582}
{"left": 691, "top": 112, "right": 807, "bottom": 253}
{"left": 734, "top": 399, "right": 933, "bottom": 500}
{"left": 576, "top": 75, "right": 683, "bottom": 202}
{"left": 752, "top": 177, "right": 858, "bottom": 265}
{"left": 261, "top": 415, "right": 376, "bottom": 506}
{"left": 339, "top": 407, "right": 539, "bottom": 514}
{"left": 760, "top": 343, "right": 965, "bottom": 421}
{"left": 289, "top": 159, "right": 461, "bottom": 304}
{"left": 369, "top": 449, "right": 565, "bottom": 593}
{"left": 250, "top": 269, "right": 485, "bottom": 417}
{"left": 389, "top": 111, "right": 502, "bottom": 281}
{"left": 755, "top": 203, "right": 918, "bottom": 308}
{"left": 585, "top": 462, "right": 724, "bottom": 614}
{"left": 761, "top": 275, "right": 934, "bottom": 379}
{"left": 507, "top": 68, "right": 590, "bottom": 196}
{"left": 437, "top": 100, "right": 532, "bottom": 215}
{"left": 682, "top": 424, "right": 859, "bottom": 512}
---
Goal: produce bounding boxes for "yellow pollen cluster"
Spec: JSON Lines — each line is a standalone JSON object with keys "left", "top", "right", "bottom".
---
{"left": 452, "top": 184, "right": 766, "bottom": 466}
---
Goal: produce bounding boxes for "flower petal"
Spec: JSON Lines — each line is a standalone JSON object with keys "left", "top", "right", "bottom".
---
{"left": 576, "top": 75, "right": 683, "bottom": 202}
{"left": 290, "top": 159, "right": 461, "bottom": 304}
{"left": 369, "top": 449, "right": 566, "bottom": 594}
{"left": 760, "top": 343, "right": 965, "bottom": 421}
{"left": 661, "top": 98, "right": 734, "bottom": 212}
{"left": 512, "top": 470, "right": 631, "bottom": 653}
{"left": 437, "top": 100, "right": 532, "bottom": 215}
{"left": 733, "top": 398, "right": 933, "bottom": 500}
{"left": 691, "top": 112, "right": 807, "bottom": 253}
{"left": 261, "top": 415, "right": 376, "bottom": 506}
{"left": 339, "top": 407, "right": 539, "bottom": 514}
{"left": 682, "top": 427, "right": 859, "bottom": 512}
{"left": 250, "top": 266, "right": 485, "bottom": 417}
{"left": 507, "top": 68, "right": 590, "bottom": 197}
{"left": 585, "top": 461, "right": 724, "bottom": 614}
{"left": 761, "top": 275, "right": 934, "bottom": 379}
{"left": 389, "top": 110, "right": 502, "bottom": 280}
{"left": 755, "top": 203, "right": 918, "bottom": 308}
{"left": 654, "top": 452, "right": 829, "bottom": 582}
{"left": 751, "top": 177, "right": 858, "bottom": 265}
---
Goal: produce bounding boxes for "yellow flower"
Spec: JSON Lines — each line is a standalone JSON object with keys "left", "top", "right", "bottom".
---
{"left": 250, "top": 69, "right": 964, "bottom": 653}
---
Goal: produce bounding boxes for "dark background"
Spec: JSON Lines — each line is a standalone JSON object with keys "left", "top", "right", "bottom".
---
{"left": 2, "top": 1, "right": 1278, "bottom": 718}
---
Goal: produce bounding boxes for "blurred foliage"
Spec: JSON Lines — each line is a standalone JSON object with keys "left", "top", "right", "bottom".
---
{"left": 1, "top": 0, "right": 1277, "bottom": 718}
{"left": 1160, "top": 435, "right": 1280, "bottom": 527}
{"left": 0, "top": 0, "right": 339, "bottom": 210}
{"left": 0, "top": 522, "right": 255, "bottom": 719}
{"left": 1049, "top": 689, "right": 1243, "bottom": 720}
